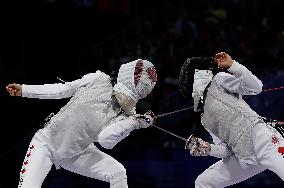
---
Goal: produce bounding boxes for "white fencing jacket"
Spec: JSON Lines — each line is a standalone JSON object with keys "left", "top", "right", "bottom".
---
{"left": 22, "top": 71, "right": 145, "bottom": 159}
{"left": 202, "top": 61, "right": 263, "bottom": 164}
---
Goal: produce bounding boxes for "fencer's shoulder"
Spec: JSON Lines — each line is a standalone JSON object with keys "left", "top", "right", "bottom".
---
{"left": 94, "top": 70, "right": 111, "bottom": 79}
{"left": 213, "top": 72, "right": 235, "bottom": 87}
{"left": 82, "top": 71, "right": 111, "bottom": 81}
{"left": 214, "top": 71, "right": 233, "bottom": 80}
{"left": 215, "top": 71, "right": 232, "bottom": 77}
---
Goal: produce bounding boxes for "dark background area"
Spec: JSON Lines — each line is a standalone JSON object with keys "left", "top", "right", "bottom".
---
{"left": 1, "top": 0, "right": 284, "bottom": 187}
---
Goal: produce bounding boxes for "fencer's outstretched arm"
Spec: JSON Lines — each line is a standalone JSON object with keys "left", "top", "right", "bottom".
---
{"left": 98, "top": 114, "right": 153, "bottom": 149}
{"left": 214, "top": 52, "right": 263, "bottom": 96}
{"left": 185, "top": 133, "right": 233, "bottom": 158}
{"left": 10, "top": 72, "right": 100, "bottom": 99}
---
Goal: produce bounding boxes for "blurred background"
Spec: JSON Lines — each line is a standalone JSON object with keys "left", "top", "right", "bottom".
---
{"left": 1, "top": 0, "right": 284, "bottom": 187}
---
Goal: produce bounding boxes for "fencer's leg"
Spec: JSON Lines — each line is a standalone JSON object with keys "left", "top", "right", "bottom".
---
{"left": 60, "top": 143, "right": 128, "bottom": 188}
{"left": 254, "top": 123, "right": 284, "bottom": 180}
{"left": 18, "top": 131, "right": 53, "bottom": 188}
{"left": 195, "top": 155, "right": 265, "bottom": 188}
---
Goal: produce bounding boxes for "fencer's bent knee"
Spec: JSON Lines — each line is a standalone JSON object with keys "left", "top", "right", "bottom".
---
{"left": 195, "top": 174, "right": 217, "bottom": 188}
{"left": 195, "top": 175, "right": 206, "bottom": 188}
{"left": 106, "top": 164, "right": 127, "bottom": 185}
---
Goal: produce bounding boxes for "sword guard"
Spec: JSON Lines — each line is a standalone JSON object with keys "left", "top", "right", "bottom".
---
{"left": 133, "top": 110, "right": 157, "bottom": 125}
{"left": 145, "top": 110, "right": 157, "bottom": 124}
{"left": 185, "top": 134, "right": 196, "bottom": 149}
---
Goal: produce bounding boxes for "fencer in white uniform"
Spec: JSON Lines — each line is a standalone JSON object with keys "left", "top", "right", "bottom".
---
{"left": 6, "top": 59, "right": 157, "bottom": 188}
{"left": 180, "top": 52, "right": 284, "bottom": 187}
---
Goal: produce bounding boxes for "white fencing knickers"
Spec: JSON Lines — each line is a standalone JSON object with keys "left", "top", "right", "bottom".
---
{"left": 195, "top": 123, "right": 284, "bottom": 188}
{"left": 18, "top": 129, "right": 128, "bottom": 188}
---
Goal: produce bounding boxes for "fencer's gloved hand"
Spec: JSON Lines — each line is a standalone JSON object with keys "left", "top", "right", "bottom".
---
{"left": 133, "top": 110, "right": 156, "bottom": 129}
{"left": 6, "top": 83, "right": 22, "bottom": 96}
{"left": 185, "top": 135, "right": 211, "bottom": 156}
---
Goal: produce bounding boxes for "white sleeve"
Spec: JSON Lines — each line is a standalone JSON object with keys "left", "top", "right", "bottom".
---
{"left": 98, "top": 117, "right": 142, "bottom": 149}
{"left": 208, "top": 132, "right": 233, "bottom": 159}
{"left": 21, "top": 73, "right": 98, "bottom": 99}
{"left": 214, "top": 61, "right": 263, "bottom": 96}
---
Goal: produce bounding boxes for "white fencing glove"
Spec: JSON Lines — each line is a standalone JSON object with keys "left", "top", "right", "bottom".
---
{"left": 185, "top": 134, "right": 211, "bottom": 156}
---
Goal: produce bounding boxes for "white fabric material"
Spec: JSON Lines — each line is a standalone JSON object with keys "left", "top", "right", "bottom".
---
{"left": 98, "top": 117, "right": 136, "bottom": 149}
{"left": 19, "top": 130, "right": 128, "bottom": 188}
{"left": 202, "top": 61, "right": 263, "bottom": 164}
{"left": 98, "top": 115, "right": 151, "bottom": 149}
{"left": 195, "top": 123, "right": 284, "bottom": 188}
{"left": 209, "top": 144, "right": 234, "bottom": 159}
{"left": 18, "top": 70, "right": 154, "bottom": 188}
{"left": 192, "top": 61, "right": 263, "bottom": 112}
{"left": 31, "top": 71, "right": 114, "bottom": 159}
{"left": 253, "top": 123, "right": 284, "bottom": 179}
{"left": 194, "top": 61, "right": 284, "bottom": 187}
{"left": 60, "top": 143, "right": 128, "bottom": 188}
{"left": 22, "top": 72, "right": 102, "bottom": 99}
{"left": 18, "top": 131, "right": 54, "bottom": 188}
{"left": 207, "top": 130, "right": 234, "bottom": 158}
{"left": 215, "top": 61, "right": 263, "bottom": 97}
{"left": 22, "top": 71, "right": 124, "bottom": 159}
{"left": 192, "top": 69, "right": 213, "bottom": 112}
{"left": 114, "top": 59, "right": 157, "bottom": 102}
{"left": 21, "top": 71, "right": 149, "bottom": 158}
{"left": 195, "top": 155, "right": 265, "bottom": 188}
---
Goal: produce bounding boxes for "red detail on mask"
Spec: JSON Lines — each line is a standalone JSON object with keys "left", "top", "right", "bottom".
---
{"left": 278, "top": 147, "right": 284, "bottom": 154}
{"left": 134, "top": 59, "right": 144, "bottom": 86}
{"left": 24, "top": 161, "right": 28, "bottom": 165}
{"left": 147, "top": 67, "right": 157, "bottom": 83}
{"left": 27, "top": 153, "right": 31, "bottom": 157}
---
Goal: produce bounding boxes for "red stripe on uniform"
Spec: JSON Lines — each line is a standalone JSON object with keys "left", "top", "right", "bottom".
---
{"left": 21, "top": 169, "right": 26, "bottom": 174}
{"left": 278, "top": 147, "right": 284, "bottom": 154}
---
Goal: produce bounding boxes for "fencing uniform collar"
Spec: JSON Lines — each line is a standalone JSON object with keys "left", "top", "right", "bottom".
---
{"left": 192, "top": 69, "right": 213, "bottom": 112}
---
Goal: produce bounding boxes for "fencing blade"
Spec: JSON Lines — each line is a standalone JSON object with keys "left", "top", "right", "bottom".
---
{"left": 156, "top": 106, "right": 194, "bottom": 118}
{"left": 57, "top": 77, "right": 66, "bottom": 83}
{"left": 152, "top": 125, "right": 187, "bottom": 142}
